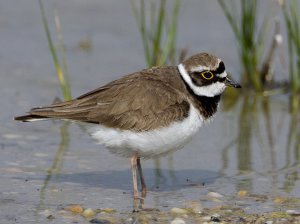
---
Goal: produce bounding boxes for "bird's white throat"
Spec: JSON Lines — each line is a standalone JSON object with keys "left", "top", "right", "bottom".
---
{"left": 178, "top": 63, "right": 226, "bottom": 97}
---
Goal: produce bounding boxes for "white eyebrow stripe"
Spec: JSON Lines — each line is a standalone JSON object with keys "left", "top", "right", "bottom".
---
{"left": 190, "top": 65, "right": 210, "bottom": 72}
{"left": 219, "top": 71, "right": 227, "bottom": 78}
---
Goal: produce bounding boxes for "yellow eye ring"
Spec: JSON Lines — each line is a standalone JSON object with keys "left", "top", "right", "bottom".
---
{"left": 201, "top": 71, "right": 214, "bottom": 80}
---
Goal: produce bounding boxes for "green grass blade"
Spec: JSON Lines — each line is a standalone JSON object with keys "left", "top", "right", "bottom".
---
{"left": 218, "top": 0, "right": 241, "bottom": 41}
{"left": 54, "top": 12, "right": 72, "bottom": 100}
{"left": 281, "top": 0, "right": 300, "bottom": 94}
{"left": 130, "top": 0, "right": 151, "bottom": 67}
{"left": 152, "top": 0, "right": 166, "bottom": 65}
{"left": 131, "top": 0, "right": 180, "bottom": 67}
{"left": 38, "top": 0, "right": 71, "bottom": 100}
{"left": 160, "top": 0, "right": 180, "bottom": 65}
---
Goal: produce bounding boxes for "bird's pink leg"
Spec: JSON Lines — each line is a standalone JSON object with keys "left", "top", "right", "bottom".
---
{"left": 137, "top": 158, "right": 147, "bottom": 198}
{"left": 131, "top": 152, "right": 139, "bottom": 199}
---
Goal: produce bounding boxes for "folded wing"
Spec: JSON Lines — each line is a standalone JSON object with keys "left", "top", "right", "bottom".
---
{"left": 15, "top": 72, "right": 190, "bottom": 131}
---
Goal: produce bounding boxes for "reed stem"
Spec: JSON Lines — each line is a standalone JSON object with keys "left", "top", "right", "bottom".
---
{"left": 131, "top": 0, "right": 180, "bottom": 67}
{"left": 38, "top": 0, "right": 72, "bottom": 100}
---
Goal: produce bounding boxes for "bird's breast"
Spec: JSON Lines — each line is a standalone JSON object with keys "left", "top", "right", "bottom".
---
{"left": 90, "top": 104, "right": 204, "bottom": 158}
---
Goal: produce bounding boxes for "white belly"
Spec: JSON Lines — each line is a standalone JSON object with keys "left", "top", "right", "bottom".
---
{"left": 90, "top": 105, "right": 204, "bottom": 158}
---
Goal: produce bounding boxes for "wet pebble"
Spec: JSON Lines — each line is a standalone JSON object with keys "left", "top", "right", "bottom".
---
{"left": 202, "top": 216, "right": 212, "bottom": 221}
{"left": 273, "top": 197, "right": 286, "bottom": 204}
{"left": 286, "top": 209, "right": 300, "bottom": 215}
{"left": 207, "top": 192, "right": 224, "bottom": 202}
{"left": 207, "top": 192, "right": 224, "bottom": 199}
{"left": 210, "top": 213, "right": 221, "bottom": 222}
{"left": 254, "top": 217, "right": 265, "bottom": 223}
{"left": 90, "top": 218, "right": 112, "bottom": 224}
{"left": 237, "top": 190, "right": 248, "bottom": 197}
{"left": 237, "top": 217, "right": 246, "bottom": 223}
{"left": 170, "top": 207, "right": 189, "bottom": 215}
{"left": 140, "top": 216, "right": 151, "bottom": 223}
{"left": 46, "top": 215, "right": 55, "bottom": 220}
{"left": 91, "top": 216, "right": 120, "bottom": 224}
{"left": 185, "top": 201, "right": 203, "bottom": 214}
{"left": 96, "top": 208, "right": 116, "bottom": 214}
{"left": 63, "top": 204, "right": 84, "bottom": 214}
{"left": 82, "top": 208, "right": 95, "bottom": 218}
{"left": 171, "top": 217, "right": 186, "bottom": 224}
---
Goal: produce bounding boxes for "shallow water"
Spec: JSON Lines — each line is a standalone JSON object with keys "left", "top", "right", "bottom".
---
{"left": 1, "top": 0, "right": 300, "bottom": 223}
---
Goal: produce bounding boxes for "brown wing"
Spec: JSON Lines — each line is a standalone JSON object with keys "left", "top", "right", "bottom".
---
{"left": 19, "top": 71, "right": 190, "bottom": 131}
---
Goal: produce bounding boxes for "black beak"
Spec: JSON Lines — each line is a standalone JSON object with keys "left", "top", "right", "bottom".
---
{"left": 224, "top": 77, "right": 241, "bottom": 88}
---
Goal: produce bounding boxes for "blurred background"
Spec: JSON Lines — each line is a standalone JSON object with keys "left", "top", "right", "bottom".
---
{"left": 0, "top": 0, "right": 299, "bottom": 223}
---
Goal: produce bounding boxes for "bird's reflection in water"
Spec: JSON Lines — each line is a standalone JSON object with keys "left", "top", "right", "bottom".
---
{"left": 106, "top": 146, "right": 178, "bottom": 211}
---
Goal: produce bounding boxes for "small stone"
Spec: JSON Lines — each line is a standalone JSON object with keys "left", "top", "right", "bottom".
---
{"left": 286, "top": 209, "right": 300, "bottom": 215}
{"left": 91, "top": 216, "right": 119, "bottom": 224}
{"left": 211, "top": 213, "right": 221, "bottom": 222}
{"left": 210, "top": 198, "right": 223, "bottom": 203}
{"left": 207, "top": 191, "right": 224, "bottom": 198}
{"left": 58, "top": 210, "right": 68, "bottom": 215}
{"left": 63, "top": 204, "right": 84, "bottom": 214}
{"left": 103, "top": 208, "right": 116, "bottom": 213}
{"left": 138, "top": 214, "right": 150, "bottom": 223}
{"left": 82, "top": 208, "right": 95, "bottom": 218}
{"left": 265, "top": 221, "right": 273, "bottom": 224}
{"left": 254, "top": 217, "right": 265, "bottom": 224}
{"left": 47, "top": 215, "right": 55, "bottom": 220}
{"left": 207, "top": 191, "right": 224, "bottom": 202}
{"left": 273, "top": 197, "right": 286, "bottom": 204}
{"left": 237, "top": 217, "right": 246, "bottom": 223}
{"left": 237, "top": 190, "right": 248, "bottom": 197}
{"left": 90, "top": 218, "right": 111, "bottom": 224}
{"left": 96, "top": 208, "right": 116, "bottom": 213}
{"left": 224, "top": 210, "right": 233, "bottom": 213}
{"left": 202, "top": 216, "right": 211, "bottom": 221}
{"left": 170, "top": 207, "right": 189, "bottom": 215}
{"left": 185, "top": 201, "right": 203, "bottom": 214}
{"left": 171, "top": 217, "right": 186, "bottom": 224}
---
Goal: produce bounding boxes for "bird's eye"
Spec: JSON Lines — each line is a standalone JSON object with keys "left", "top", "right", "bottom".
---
{"left": 201, "top": 71, "right": 214, "bottom": 80}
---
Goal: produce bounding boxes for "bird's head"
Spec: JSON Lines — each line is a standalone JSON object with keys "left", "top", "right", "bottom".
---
{"left": 178, "top": 53, "right": 241, "bottom": 97}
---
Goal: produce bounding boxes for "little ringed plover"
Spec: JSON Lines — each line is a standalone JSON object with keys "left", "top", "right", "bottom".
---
{"left": 15, "top": 52, "right": 241, "bottom": 199}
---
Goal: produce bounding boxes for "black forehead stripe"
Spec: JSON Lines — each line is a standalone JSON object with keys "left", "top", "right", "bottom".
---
{"left": 191, "top": 61, "right": 225, "bottom": 76}
{"left": 213, "top": 61, "right": 225, "bottom": 74}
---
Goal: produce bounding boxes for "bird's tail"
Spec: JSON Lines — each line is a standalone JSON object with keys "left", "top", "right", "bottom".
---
{"left": 14, "top": 97, "right": 64, "bottom": 122}
{"left": 14, "top": 114, "right": 48, "bottom": 122}
{"left": 14, "top": 98, "right": 94, "bottom": 123}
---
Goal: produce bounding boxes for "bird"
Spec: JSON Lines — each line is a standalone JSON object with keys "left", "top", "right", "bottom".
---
{"left": 15, "top": 52, "right": 241, "bottom": 200}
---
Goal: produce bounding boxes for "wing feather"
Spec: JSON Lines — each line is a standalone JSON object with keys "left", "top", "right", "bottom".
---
{"left": 19, "top": 70, "right": 190, "bottom": 131}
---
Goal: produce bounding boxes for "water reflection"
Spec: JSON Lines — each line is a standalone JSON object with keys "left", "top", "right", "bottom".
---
{"left": 282, "top": 96, "right": 300, "bottom": 193}
{"left": 37, "top": 121, "right": 70, "bottom": 211}
{"left": 153, "top": 157, "right": 179, "bottom": 189}
{"left": 222, "top": 93, "right": 299, "bottom": 194}
{"left": 286, "top": 97, "right": 300, "bottom": 169}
